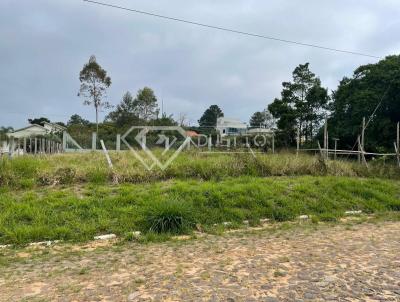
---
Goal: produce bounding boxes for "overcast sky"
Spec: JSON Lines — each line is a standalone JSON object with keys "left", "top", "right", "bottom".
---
{"left": 1, "top": 0, "right": 399, "bottom": 128}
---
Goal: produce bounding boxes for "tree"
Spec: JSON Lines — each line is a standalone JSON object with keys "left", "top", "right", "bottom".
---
{"left": 78, "top": 55, "right": 112, "bottom": 133}
{"left": 178, "top": 113, "right": 188, "bottom": 127}
{"left": 106, "top": 91, "right": 140, "bottom": 127}
{"left": 28, "top": 117, "right": 50, "bottom": 126}
{"left": 268, "top": 63, "right": 329, "bottom": 143}
{"left": 0, "top": 126, "right": 13, "bottom": 142}
{"left": 67, "top": 114, "right": 90, "bottom": 126}
{"left": 134, "top": 87, "right": 159, "bottom": 121}
{"left": 249, "top": 110, "right": 275, "bottom": 128}
{"left": 153, "top": 113, "right": 178, "bottom": 126}
{"left": 328, "top": 55, "right": 400, "bottom": 151}
{"left": 198, "top": 105, "right": 224, "bottom": 127}
{"left": 0, "top": 126, "right": 13, "bottom": 135}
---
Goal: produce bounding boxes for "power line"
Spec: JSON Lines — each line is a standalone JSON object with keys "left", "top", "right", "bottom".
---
{"left": 365, "top": 81, "right": 393, "bottom": 129}
{"left": 83, "top": 0, "right": 381, "bottom": 59}
{"left": 343, "top": 80, "right": 393, "bottom": 157}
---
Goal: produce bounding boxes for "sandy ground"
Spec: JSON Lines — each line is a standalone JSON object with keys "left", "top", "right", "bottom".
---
{"left": 1, "top": 221, "right": 400, "bottom": 302}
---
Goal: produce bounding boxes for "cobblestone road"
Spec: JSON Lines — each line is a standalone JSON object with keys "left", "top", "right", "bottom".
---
{"left": 1, "top": 221, "right": 400, "bottom": 301}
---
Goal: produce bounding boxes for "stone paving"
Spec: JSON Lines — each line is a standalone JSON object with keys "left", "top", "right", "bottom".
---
{"left": 0, "top": 221, "right": 400, "bottom": 301}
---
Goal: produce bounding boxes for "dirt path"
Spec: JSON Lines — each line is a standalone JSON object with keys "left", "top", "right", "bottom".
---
{"left": 1, "top": 222, "right": 400, "bottom": 301}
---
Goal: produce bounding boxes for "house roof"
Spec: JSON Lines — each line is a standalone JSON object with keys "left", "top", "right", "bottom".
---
{"left": 185, "top": 130, "right": 199, "bottom": 137}
{"left": 247, "top": 128, "right": 275, "bottom": 134}
{"left": 42, "top": 122, "right": 66, "bottom": 131}
{"left": 216, "top": 117, "right": 247, "bottom": 129}
{"left": 7, "top": 122, "right": 66, "bottom": 139}
{"left": 7, "top": 124, "right": 48, "bottom": 138}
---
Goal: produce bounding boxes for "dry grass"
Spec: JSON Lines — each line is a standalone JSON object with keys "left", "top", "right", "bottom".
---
{"left": 1, "top": 151, "right": 399, "bottom": 188}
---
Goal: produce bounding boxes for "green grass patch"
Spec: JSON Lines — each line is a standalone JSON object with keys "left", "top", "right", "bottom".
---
{"left": 0, "top": 176, "right": 399, "bottom": 245}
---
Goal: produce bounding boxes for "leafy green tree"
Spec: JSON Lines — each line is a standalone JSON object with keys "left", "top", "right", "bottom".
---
{"left": 0, "top": 126, "right": 14, "bottom": 137}
{"left": 153, "top": 113, "right": 178, "bottom": 126}
{"left": 249, "top": 110, "right": 275, "bottom": 128}
{"left": 134, "top": 87, "right": 159, "bottom": 121}
{"left": 268, "top": 63, "right": 329, "bottom": 143}
{"left": 0, "top": 126, "right": 14, "bottom": 142}
{"left": 67, "top": 114, "right": 90, "bottom": 126}
{"left": 328, "top": 55, "right": 400, "bottom": 151}
{"left": 198, "top": 105, "right": 224, "bottom": 127}
{"left": 28, "top": 117, "right": 50, "bottom": 126}
{"left": 78, "top": 55, "right": 112, "bottom": 133}
{"left": 106, "top": 92, "right": 141, "bottom": 127}
{"left": 0, "top": 126, "right": 13, "bottom": 133}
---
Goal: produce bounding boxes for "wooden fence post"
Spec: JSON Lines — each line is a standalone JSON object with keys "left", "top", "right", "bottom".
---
{"left": 397, "top": 122, "right": 399, "bottom": 152}
{"left": 358, "top": 136, "right": 368, "bottom": 167}
{"left": 317, "top": 141, "right": 324, "bottom": 158}
{"left": 333, "top": 138, "right": 339, "bottom": 161}
{"left": 396, "top": 122, "right": 400, "bottom": 168}
{"left": 62, "top": 131, "right": 67, "bottom": 151}
{"left": 361, "top": 117, "right": 366, "bottom": 152}
{"left": 9, "top": 137, "right": 14, "bottom": 157}
{"left": 92, "top": 132, "right": 97, "bottom": 151}
{"left": 100, "top": 140, "right": 113, "bottom": 169}
{"left": 323, "top": 118, "right": 328, "bottom": 160}
{"left": 272, "top": 134, "right": 275, "bottom": 154}
{"left": 116, "top": 134, "right": 121, "bottom": 151}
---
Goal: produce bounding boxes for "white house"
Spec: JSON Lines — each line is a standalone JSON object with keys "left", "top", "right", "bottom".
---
{"left": 216, "top": 117, "right": 247, "bottom": 137}
{"left": 7, "top": 123, "right": 65, "bottom": 139}
{"left": 3, "top": 123, "right": 66, "bottom": 156}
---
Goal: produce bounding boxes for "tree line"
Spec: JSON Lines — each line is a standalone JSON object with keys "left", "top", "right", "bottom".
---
{"left": 2, "top": 54, "right": 398, "bottom": 152}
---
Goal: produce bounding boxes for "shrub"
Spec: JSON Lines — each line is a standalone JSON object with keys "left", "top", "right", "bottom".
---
{"left": 139, "top": 200, "right": 195, "bottom": 234}
{"left": 56, "top": 167, "right": 76, "bottom": 184}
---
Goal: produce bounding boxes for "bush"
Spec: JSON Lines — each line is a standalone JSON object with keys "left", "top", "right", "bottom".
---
{"left": 56, "top": 167, "right": 76, "bottom": 184}
{"left": 139, "top": 200, "right": 195, "bottom": 234}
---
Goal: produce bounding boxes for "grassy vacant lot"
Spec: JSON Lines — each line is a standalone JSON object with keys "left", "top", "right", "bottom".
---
{"left": 1, "top": 151, "right": 400, "bottom": 188}
{"left": 0, "top": 152, "right": 399, "bottom": 245}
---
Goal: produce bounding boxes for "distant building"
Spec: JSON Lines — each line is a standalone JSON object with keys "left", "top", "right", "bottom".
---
{"left": 185, "top": 130, "right": 199, "bottom": 138}
{"left": 7, "top": 123, "right": 66, "bottom": 139}
{"left": 247, "top": 128, "right": 275, "bottom": 136}
{"left": 216, "top": 117, "right": 247, "bottom": 137}
{"left": 3, "top": 123, "right": 66, "bottom": 156}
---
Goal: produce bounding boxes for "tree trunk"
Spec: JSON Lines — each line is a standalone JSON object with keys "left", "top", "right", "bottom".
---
{"left": 95, "top": 105, "right": 99, "bottom": 134}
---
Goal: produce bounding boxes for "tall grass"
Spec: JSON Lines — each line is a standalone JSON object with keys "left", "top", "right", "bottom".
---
{"left": 1, "top": 151, "right": 399, "bottom": 188}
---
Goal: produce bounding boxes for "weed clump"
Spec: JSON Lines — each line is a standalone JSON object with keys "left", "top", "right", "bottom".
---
{"left": 56, "top": 167, "right": 76, "bottom": 184}
{"left": 139, "top": 200, "right": 195, "bottom": 234}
